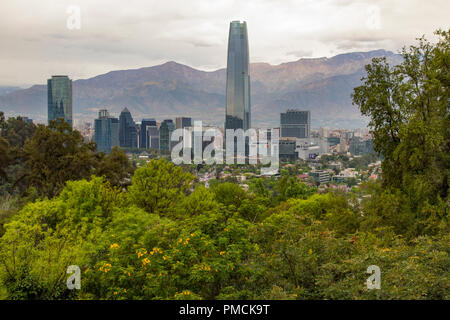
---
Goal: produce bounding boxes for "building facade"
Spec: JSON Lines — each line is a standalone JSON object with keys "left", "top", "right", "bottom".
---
{"left": 280, "top": 110, "right": 310, "bottom": 139}
{"left": 119, "top": 107, "right": 137, "bottom": 148}
{"left": 47, "top": 75, "right": 73, "bottom": 126}
{"left": 175, "top": 117, "right": 192, "bottom": 130}
{"left": 94, "top": 109, "right": 119, "bottom": 154}
{"left": 159, "top": 119, "right": 175, "bottom": 153}
{"left": 225, "top": 21, "right": 251, "bottom": 131}
{"left": 139, "top": 118, "right": 157, "bottom": 149}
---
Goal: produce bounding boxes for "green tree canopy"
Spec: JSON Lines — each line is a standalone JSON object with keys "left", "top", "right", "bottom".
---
{"left": 352, "top": 29, "right": 449, "bottom": 207}
{"left": 128, "top": 159, "right": 194, "bottom": 216}
{"left": 22, "top": 119, "right": 98, "bottom": 198}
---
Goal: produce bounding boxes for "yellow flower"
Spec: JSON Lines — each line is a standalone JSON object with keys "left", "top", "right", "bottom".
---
{"left": 163, "top": 256, "right": 167, "bottom": 260}
{"left": 114, "top": 291, "right": 118, "bottom": 295}
{"left": 110, "top": 243, "right": 120, "bottom": 249}
{"left": 308, "top": 249, "right": 313, "bottom": 255}
{"left": 220, "top": 251, "right": 226, "bottom": 255}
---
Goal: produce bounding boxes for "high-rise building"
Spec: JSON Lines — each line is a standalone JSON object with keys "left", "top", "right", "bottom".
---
{"left": 119, "top": 108, "right": 137, "bottom": 148}
{"left": 159, "top": 119, "right": 175, "bottom": 153}
{"left": 280, "top": 110, "right": 310, "bottom": 139}
{"left": 279, "top": 137, "right": 298, "bottom": 161}
{"left": 146, "top": 124, "right": 160, "bottom": 150}
{"left": 175, "top": 117, "right": 192, "bottom": 129}
{"left": 349, "top": 137, "right": 374, "bottom": 156}
{"left": 319, "top": 127, "right": 329, "bottom": 139}
{"left": 47, "top": 75, "right": 73, "bottom": 126}
{"left": 139, "top": 118, "right": 157, "bottom": 149}
{"left": 94, "top": 109, "right": 119, "bottom": 153}
{"left": 225, "top": 21, "right": 251, "bottom": 131}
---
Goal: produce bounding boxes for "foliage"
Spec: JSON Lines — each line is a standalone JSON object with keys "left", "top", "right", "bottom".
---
{"left": 128, "top": 159, "right": 194, "bottom": 216}
{"left": 352, "top": 30, "right": 449, "bottom": 205}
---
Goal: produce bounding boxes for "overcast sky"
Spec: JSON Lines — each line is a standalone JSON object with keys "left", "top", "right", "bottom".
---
{"left": 0, "top": 0, "right": 448, "bottom": 86}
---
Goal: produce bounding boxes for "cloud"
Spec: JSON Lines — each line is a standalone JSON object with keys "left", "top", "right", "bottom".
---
{"left": 286, "top": 50, "right": 314, "bottom": 58}
{"left": 0, "top": 0, "right": 448, "bottom": 85}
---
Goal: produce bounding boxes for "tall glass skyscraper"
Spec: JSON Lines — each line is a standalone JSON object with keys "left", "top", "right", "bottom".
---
{"left": 94, "top": 109, "right": 119, "bottom": 153}
{"left": 119, "top": 107, "right": 137, "bottom": 148}
{"left": 47, "top": 75, "right": 73, "bottom": 126}
{"left": 225, "top": 21, "right": 251, "bottom": 131}
{"left": 159, "top": 119, "right": 175, "bottom": 153}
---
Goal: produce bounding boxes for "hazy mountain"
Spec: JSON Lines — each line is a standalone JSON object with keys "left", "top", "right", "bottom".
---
{"left": 0, "top": 86, "right": 22, "bottom": 96}
{"left": 0, "top": 49, "right": 402, "bottom": 128}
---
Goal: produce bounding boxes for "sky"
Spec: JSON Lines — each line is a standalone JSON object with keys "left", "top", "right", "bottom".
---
{"left": 0, "top": 0, "right": 448, "bottom": 86}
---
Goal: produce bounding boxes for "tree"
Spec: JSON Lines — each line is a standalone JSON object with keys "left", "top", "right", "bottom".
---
{"left": 0, "top": 137, "right": 11, "bottom": 182}
{"left": 0, "top": 113, "right": 36, "bottom": 149}
{"left": 128, "top": 159, "right": 194, "bottom": 216}
{"left": 95, "top": 146, "right": 134, "bottom": 188}
{"left": 22, "top": 119, "right": 98, "bottom": 198}
{"left": 212, "top": 182, "right": 247, "bottom": 209}
{"left": 352, "top": 29, "right": 449, "bottom": 207}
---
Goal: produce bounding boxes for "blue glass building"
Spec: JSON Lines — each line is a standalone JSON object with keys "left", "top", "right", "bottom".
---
{"left": 94, "top": 109, "right": 119, "bottom": 153}
{"left": 139, "top": 118, "right": 157, "bottom": 149}
{"left": 159, "top": 119, "right": 175, "bottom": 153}
{"left": 47, "top": 75, "right": 73, "bottom": 126}
{"left": 225, "top": 21, "right": 251, "bottom": 131}
{"left": 119, "top": 107, "right": 137, "bottom": 148}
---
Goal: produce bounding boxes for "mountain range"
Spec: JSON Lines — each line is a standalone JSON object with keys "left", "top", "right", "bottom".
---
{"left": 0, "top": 49, "right": 402, "bottom": 128}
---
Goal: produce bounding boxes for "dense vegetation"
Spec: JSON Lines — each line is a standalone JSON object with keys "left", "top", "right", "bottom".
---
{"left": 0, "top": 30, "right": 448, "bottom": 300}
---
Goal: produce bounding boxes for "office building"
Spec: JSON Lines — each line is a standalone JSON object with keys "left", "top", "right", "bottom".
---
{"left": 225, "top": 21, "right": 251, "bottom": 131}
{"left": 349, "top": 137, "right": 374, "bottom": 156}
{"left": 159, "top": 119, "right": 175, "bottom": 153}
{"left": 280, "top": 110, "right": 310, "bottom": 138}
{"left": 146, "top": 124, "right": 160, "bottom": 150}
{"left": 175, "top": 117, "right": 192, "bottom": 129}
{"left": 119, "top": 108, "right": 137, "bottom": 148}
{"left": 139, "top": 118, "right": 157, "bottom": 149}
{"left": 279, "top": 137, "right": 297, "bottom": 161}
{"left": 47, "top": 75, "right": 73, "bottom": 126}
{"left": 309, "top": 170, "right": 331, "bottom": 184}
{"left": 319, "top": 127, "right": 329, "bottom": 139}
{"left": 94, "top": 109, "right": 119, "bottom": 153}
